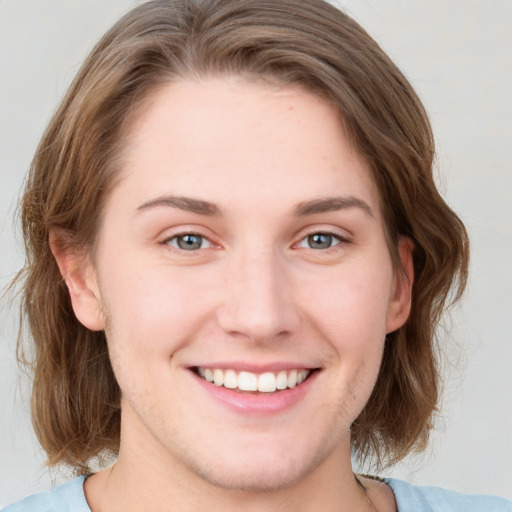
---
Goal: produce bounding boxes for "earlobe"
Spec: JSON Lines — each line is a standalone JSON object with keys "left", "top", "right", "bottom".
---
{"left": 386, "top": 237, "right": 414, "bottom": 334}
{"left": 50, "top": 229, "right": 105, "bottom": 331}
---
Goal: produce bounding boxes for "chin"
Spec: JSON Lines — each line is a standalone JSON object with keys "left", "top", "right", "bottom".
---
{"left": 192, "top": 461, "right": 308, "bottom": 492}
{"left": 181, "top": 441, "right": 332, "bottom": 493}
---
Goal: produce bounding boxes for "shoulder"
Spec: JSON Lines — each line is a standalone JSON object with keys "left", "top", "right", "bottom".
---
{"left": 385, "top": 477, "right": 512, "bottom": 512}
{"left": 2, "top": 476, "right": 90, "bottom": 512}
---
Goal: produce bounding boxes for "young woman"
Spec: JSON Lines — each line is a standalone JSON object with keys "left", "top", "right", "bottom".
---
{"left": 5, "top": 0, "right": 511, "bottom": 510}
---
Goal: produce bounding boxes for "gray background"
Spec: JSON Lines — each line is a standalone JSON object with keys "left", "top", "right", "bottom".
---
{"left": 1, "top": 0, "right": 511, "bottom": 506}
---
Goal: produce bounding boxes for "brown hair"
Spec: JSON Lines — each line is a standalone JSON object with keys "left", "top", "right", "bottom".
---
{"left": 16, "top": 0, "right": 468, "bottom": 474}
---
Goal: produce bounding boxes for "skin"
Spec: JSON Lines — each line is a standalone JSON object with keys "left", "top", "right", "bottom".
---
{"left": 54, "top": 78, "right": 412, "bottom": 511}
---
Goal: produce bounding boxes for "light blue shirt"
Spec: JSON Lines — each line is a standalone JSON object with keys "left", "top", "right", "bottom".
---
{"left": 3, "top": 475, "right": 512, "bottom": 511}
{"left": 386, "top": 478, "right": 512, "bottom": 511}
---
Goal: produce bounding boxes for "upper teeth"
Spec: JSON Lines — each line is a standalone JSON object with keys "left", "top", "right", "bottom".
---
{"left": 197, "top": 368, "right": 311, "bottom": 393}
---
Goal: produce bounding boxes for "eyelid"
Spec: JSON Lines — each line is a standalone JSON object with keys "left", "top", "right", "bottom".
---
{"left": 297, "top": 226, "right": 351, "bottom": 241}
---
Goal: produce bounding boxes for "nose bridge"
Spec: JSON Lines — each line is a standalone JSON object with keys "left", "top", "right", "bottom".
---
{"left": 217, "top": 244, "right": 299, "bottom": 341}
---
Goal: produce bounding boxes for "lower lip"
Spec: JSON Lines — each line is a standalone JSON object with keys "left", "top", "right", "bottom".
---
{"left": 190, "top": 370, "right": 319, "bottom": 416}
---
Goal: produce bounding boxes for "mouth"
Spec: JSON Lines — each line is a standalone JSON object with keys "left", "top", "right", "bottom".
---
{"left": 192, "top": 367, "right": 317, "bottom": 394}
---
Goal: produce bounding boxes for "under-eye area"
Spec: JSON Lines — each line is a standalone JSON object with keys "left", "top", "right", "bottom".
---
{"left": 192, "top": 367, "right": 320, "bottom": 394}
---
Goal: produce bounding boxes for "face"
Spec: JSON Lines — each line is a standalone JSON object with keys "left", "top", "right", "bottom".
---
{"left": 63, "top": 78, "right": 412, "bottom": 491}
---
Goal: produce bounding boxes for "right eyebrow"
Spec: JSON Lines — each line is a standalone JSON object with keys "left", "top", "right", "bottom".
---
{"left": 135, "top": 195, "right": 222, "bottom": 216}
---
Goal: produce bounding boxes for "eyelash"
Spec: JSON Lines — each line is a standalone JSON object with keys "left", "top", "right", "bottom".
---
{"left": 160, "top": 229, "right": 349, "bottom": 253}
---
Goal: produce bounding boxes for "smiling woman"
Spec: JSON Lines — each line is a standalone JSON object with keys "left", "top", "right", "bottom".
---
{"left": 4, "top": 0, "right": 511, "bottom": 511}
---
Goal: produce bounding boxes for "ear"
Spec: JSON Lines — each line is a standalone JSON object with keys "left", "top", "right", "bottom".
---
{"left": 50, "top": 229, "right": 105, "bottom": 331}
{"left": 386, "top": 237, "right": 414, "bottom": 334}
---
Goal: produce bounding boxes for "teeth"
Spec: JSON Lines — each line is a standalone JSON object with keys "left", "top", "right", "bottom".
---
{"left": 276, "top": 370, "right": 288, "bottom": 390}
{"left": 223, "top": 369, "right": 237, "bottom": 389}
{"left": 297, "top": 369, "right": 308, "bottom": 384}
{"left": 287, "top": 369, "right": 297, "bottom": 388}
{"left": 258, "top": 372, "right": 276, "bottom": 393}
{"left": 204, "top": 368, "right": 214, "bottom": 383}
{"left": 196, "top": 367, "right": 311, "bottom": 393}
{"left": 213, "top": 369, "right": 224, "bottom": 387}
{"left": 238, "top": 371, "right": 258, "bottom": 391}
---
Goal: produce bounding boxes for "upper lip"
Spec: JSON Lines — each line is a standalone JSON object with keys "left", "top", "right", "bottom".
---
{"left": 187, "top": 361, "right": 320, "bottom": 373}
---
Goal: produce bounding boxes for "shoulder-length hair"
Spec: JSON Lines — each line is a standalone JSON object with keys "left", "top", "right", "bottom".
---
{"left": 16, "top": 0, "right": 468, "bottom": 474}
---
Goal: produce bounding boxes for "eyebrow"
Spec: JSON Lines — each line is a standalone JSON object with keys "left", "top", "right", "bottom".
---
{"left": 293, "top": 196, "right": 374, "bottom": 217}
{"left": 136, "top": 196, "right": 222, "bottom": 216}
{"left": 135, "top": 194, "right": 373, "bottom": 218}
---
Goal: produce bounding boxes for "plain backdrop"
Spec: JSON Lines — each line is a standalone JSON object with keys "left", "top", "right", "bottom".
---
{"left": 1, "top": 0, "right": 511, "bottom": 506}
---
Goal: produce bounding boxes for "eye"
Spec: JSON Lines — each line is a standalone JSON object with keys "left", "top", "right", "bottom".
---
{"left": 166, "top": 234, "right": 211, "bottom": 251}
{"left": 297, "top": 232, "right": 343, "bottom": 250}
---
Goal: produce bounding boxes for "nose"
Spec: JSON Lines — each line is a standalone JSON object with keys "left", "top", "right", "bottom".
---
{"left": 217, "top": 247, "right": 301, "bottom": 343}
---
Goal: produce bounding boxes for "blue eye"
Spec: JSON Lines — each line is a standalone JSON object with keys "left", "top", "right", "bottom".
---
{"left": 298, "top": 232, "right": 342, "bottom": 250}
{"left": 167, "top": 234, "right": 211, "bottom": 251}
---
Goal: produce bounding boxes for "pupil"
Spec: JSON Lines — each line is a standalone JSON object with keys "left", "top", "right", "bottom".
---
{"left": 178, "top": 234, "right": 202, "bottom": 250}
{"left": 309, "top": 233, "right": 332, "bottom": 249}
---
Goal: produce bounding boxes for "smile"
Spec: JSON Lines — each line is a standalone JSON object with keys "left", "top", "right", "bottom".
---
{"left": 195, "top": 367, "right": 311, "bottom": 393}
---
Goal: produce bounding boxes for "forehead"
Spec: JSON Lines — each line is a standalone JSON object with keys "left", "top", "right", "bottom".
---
{"left": 112, "top": 78, "right": 380, "bottom": 216}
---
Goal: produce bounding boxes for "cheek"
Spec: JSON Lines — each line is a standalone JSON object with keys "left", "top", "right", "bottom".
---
{"left": 100, "top": 261, "right": 216, "bottom": 358}
{"left": 303, "top": 268, "right": 393, "bottom": 340}
{"left": 298, "top": 263, "right": 392, "bottom": 400}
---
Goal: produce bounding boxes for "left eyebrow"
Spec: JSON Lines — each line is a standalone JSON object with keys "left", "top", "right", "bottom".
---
{"left": 136, "top": 196, "right": 222, "bottom": 216}
{"left": 293, "top": 196, "right": 374, "bottom": 218}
